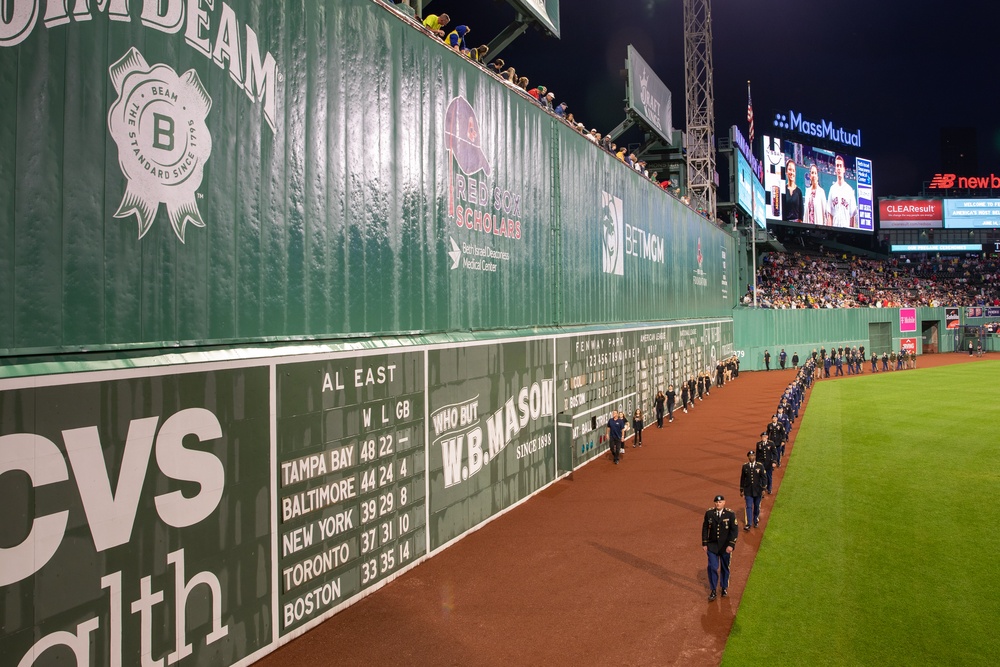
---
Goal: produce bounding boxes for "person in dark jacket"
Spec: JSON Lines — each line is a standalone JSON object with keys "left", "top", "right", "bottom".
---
{"left": 740, "top": 450, "right": 767, "bottom": 529}
{"left": 632, "top": 409, "right": 644, "bottom": 447}
{"left": 702, "top": 495, "right": 739, "bottom": 601}
{"left": 654, "top": 391, "right": 666, "bottom": 428}
{"left": 756, "top": 432, "right": 778, "bottom": 494}
{"left": 605, "top": 409, "right": 627, "bottom": 464}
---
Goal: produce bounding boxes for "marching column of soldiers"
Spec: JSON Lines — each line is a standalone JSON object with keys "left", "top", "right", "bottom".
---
{"left": 814, "top": 344, "right": 917, "bottom": 378}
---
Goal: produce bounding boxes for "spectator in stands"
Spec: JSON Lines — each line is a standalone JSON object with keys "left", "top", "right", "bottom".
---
{"left": 527, "top": 84, "right": 547, "bottom": 101}
{"left": 422, "top": 12, "right": 449, "bottom": 38}
{"left": 555, "top": 102, "right": 568, "bottom": 118}
{"left": 752, "top": 250, "right": 1000, "bottom": 310}
{"left": 469, "top": 45, "right": 489, "bottom": 63}
{"left": 615, "top": 147, "right": 626, "bottom": 162}
{"left": 543, "top": 91, "right": 555, "bottom": 110}
{"left": 446, "top": 24, "right": 470, "bottom": 52}
{"left": 489, "top": 58, "right": 504, "bottom": 73}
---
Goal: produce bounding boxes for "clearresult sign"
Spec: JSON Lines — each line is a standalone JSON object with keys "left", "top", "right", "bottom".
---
{"left": 879, "top": 199, "right": 943, "bottom": 229}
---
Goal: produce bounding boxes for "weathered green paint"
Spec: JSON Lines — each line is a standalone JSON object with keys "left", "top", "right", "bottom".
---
{"left": 733, "top": 306, "right": 956, "bottom": 370}
{"left": 558, "top": 128, "right": 736, "bottom": 324}
{"left": 0, "top": 0, "right": 736, "bottom": 359}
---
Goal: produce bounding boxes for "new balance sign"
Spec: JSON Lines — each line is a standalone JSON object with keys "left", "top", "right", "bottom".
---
{"left": 928, "top": 173, "right": 1000, "bottom": 190}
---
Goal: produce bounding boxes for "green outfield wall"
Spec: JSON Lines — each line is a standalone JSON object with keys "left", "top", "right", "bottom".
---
{"left": 733, "top": 306, "right": 959, "bottom": 371}
{"left": 1, "top": 1, "right": 737, "bottom": 665}
{"left": 0, "top": 0, "right": 735, "bottom": 359}
{"left": 0, "top": 321, "right": 734, "bottom": 665}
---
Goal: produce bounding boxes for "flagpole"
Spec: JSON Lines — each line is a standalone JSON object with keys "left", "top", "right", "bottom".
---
{"left": 748, "top": 80, "right": 758, "bottom": 308}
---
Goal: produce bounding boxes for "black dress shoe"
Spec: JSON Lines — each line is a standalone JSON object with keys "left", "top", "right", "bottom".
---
{"left": 708, "top": 590, "right": 717, "bottom": 601}
{"left": 721, "top": 588, "right": 728, "bottom": 597}
{"left": 744, "top": 525, "right": 751, "bottom": 531}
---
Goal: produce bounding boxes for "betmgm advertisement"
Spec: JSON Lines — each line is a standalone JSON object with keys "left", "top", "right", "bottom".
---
{"left": 0, "top": 367, "right": 272, "bottom": 667}
{"left": 763, "top": 136, "right": 874, "bottom": 232}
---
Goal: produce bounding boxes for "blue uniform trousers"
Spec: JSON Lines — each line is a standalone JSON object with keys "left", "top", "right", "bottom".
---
{"left": 707, "top": 550, "right": 732, "bottom": 591}
{"left": 744, "top": 494, "right": 761, "bottom": 526}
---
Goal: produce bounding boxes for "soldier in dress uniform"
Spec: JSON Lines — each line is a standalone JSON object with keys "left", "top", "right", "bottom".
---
{"left": 766, "top": 415, "right": 786, "bottom": 467}
{"left": 756, "top": 432, "right": 778, "bottom": 494}
{"left": 702, "top": 495, "right": 739, "bottom": 601}
{"left": 740, "top": 451, "right": 767, "bottom": 529}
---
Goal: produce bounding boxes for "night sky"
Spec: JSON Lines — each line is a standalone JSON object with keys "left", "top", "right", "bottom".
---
{"left": 441, "top": 0, "right": 1000, "bottom": 200}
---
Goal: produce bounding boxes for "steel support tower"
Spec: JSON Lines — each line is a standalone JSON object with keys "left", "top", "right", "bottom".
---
{"left": 683, "top": 0, "right": 716, "bottom": 220}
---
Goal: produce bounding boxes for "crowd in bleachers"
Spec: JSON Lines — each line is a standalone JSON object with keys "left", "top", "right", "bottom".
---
{"left": 379, "top": 2, "right": 707, "bottom": 216}
{"left": 747, "top": 251, "right": 1000, "bottom": 309}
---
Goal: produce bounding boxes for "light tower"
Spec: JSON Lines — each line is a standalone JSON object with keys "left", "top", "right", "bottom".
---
{"left": 683, "top": 0, "right": 716, "bottom": 220}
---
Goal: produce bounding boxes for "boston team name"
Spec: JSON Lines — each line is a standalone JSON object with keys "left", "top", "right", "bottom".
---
{"left": 0, "top": 0, "right": 278, "bottom": 131}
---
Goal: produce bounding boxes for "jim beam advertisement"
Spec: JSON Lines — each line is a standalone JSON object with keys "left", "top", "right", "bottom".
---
{"left": 0, "top": 367, "right": 272, "bottom": 666}
{"left": 0, "top": 0, "right": 279, "bottom": 243}
{"left": 275, "top": 352, "right": 426, "bottom": 634}
{"left": 428, "top": 340, "right": 555, "bottom": 550}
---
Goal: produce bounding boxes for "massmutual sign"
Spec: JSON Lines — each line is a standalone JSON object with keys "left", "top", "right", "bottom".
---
{"left": 773, "top": 109, "right": 861, "bottom": 148}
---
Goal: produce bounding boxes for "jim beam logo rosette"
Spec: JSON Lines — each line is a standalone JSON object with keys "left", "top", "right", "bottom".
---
{"left": 108, "top": 47, "right": 213, "bottom": 242}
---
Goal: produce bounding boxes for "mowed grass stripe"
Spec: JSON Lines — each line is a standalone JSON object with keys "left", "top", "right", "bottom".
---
{"left": 723, "top": 362, "right": 1000, "bottom": 666}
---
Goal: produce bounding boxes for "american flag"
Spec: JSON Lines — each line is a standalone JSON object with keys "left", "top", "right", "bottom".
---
{"left": 747, "top": 81, "right": 754, "bottom": 145}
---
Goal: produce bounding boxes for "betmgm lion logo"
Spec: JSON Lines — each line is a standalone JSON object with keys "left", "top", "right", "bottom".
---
{"left": 600, "top": 191, "right": 624, "bottom": 276}
{"left": 108, "top": 48, "right": 213, "bottom": 243}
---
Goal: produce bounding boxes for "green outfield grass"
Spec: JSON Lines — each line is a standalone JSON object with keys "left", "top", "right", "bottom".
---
{"left": 723, "top": 362, "right": 1000, "bottom": 666}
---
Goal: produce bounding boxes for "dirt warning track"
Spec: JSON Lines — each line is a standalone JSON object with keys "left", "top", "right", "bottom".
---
{"left": 257, "top": 352, "right": 986, "bottom": 667}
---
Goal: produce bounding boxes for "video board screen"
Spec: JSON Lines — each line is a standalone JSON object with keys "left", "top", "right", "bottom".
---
{"left": 763, "top": 135, "right": 874, "bottom": 233}
{"left": 736, "top": 152, "right": 766, "bottom": 228}
{"left": 891, "top": 244, "right": 982, "bottom": 253}
{"left": 943, "top": 199, "right": 1000, "bottom": 228}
